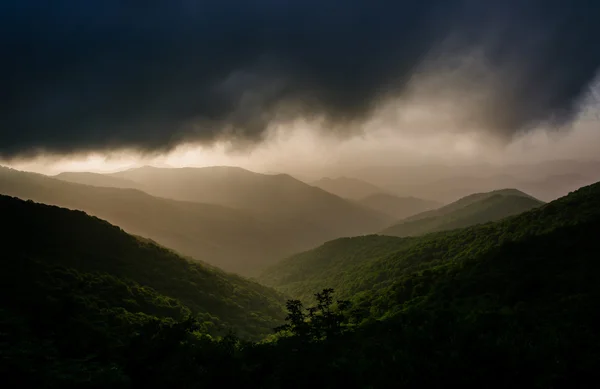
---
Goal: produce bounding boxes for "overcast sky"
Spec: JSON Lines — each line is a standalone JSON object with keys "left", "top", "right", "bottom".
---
{"left": 2, "top": 0, "right": 599, "bottom": 176}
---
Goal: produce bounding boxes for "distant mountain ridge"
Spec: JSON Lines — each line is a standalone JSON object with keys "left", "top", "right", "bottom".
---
{"left": 311, "top": 176, "right": 386, "bottom": 200}
{"left": 405, "top": 188, "right": 537, "bottom": 221}
{"left": 342, "top": 161, "right": 600, "bottom": 202}
{"left": 0, "top": 166, "right": 322, "bottom": 275}
{"left": 358, "top": 193, "right": 442, "bottom": 220}
{"left": 381, "top": 189, "right": 543, "bottom": 237}
{"left": 56, "top": 171, "right": 142, "bottom": 190}
{"left": 3, "top": 166, "right": 392, "bottom": 275}
{"left": 107, "top": 166, "right": 393, "bottom": 238}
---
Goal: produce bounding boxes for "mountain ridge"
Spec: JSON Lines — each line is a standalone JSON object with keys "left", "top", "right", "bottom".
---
{"left": 380, "top": 189, "right": 543, "bottom": 237}
{"left": 311, "top": 176, "right": 386, "bottom": 200}
{"left": 107, "top": 166, "right": 394, "bottom": 238}
{"left": 358, "top": 193, "right": 442, "bottom": 219}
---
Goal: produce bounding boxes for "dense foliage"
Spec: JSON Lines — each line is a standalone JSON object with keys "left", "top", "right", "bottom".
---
{"left": 2, "top": 182, "right": 600, "bottom": 388}
{"left": 381, "top": 189, "right": 543, "bottom": 237}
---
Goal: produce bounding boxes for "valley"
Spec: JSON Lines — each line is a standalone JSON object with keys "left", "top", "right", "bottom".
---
{"left": 1, "top": 164, "right": 599, "bottom": 388}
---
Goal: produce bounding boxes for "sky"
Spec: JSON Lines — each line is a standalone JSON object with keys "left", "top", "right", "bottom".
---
{"left": 1, "top": 0, "right": 599, "bottom": 176}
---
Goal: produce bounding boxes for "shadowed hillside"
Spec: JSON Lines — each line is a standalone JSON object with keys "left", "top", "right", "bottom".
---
{"left": 0, "top": 195, "right": 285, "bottom": 340}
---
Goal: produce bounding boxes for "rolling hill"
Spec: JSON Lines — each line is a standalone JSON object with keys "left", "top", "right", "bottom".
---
{"left": 310, "top": 176, "right": 385, "bottom": 200}
{"left": 358, "top": 193, "right": 442, "bottom": 219}
{"left": 380, "top": 189, "right": 543, "bottom": 237}
{"left": 0, "top": 166, "right": 324, "bottom": 275}
{"left": 252, "top": 180, "right": 600, "bottom": 387}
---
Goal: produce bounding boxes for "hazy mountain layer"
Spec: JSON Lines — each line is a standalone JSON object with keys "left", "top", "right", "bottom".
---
{"left": 358, "top": 193, "right": 442, "bottom": 220}
{"left": 380, "top": 189, "right": 543, "bottom": 237}
{"left": 1, "top": 166, "right": 326, "bottom": 275}
{"left": 310, "top": 176, "right": 385, "bottom": 200}
{"left": 56, "top": 171, "right": 143, "bottom": 190}
{"left": 109, "top": 166, "right": 393, "bottom": 237}
{"left": 342, "top": 161, "right": 600, "bottom": 202}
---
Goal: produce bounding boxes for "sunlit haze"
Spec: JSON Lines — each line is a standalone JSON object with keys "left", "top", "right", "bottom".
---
{"left": 6, "top": 97, "right": 599, "bottom": 180}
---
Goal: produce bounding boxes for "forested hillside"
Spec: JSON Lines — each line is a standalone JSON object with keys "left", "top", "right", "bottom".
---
{"left": 0, "top": 195, "right": 285, "bottom": 339}
{"left": 381, "top": 189, "right": 543, "bottom": 237}
{"left": 260, "top": 188, "right": 600, "bottom": 388}
{"left": 261, "top": 184, "right": 592, "bottom": 303}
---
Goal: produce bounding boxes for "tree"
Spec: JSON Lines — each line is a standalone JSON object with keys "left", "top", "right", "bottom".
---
{"left": 275, "top": 289, "right": 351, "bottom": 342}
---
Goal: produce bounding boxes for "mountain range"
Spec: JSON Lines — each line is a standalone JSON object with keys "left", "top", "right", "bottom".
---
{"left": 259, "top": 182, "right": 599, "bottom": 305}
{"left": 1, "top": 163, "right": 599, "bottom": 387}
{"left": 338, "top": 160, "right": 600, "bottom": 202}
{"left": 1, "top": 166, "right": 392, "bottom": 275}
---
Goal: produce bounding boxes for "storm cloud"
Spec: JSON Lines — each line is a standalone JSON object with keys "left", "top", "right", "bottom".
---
{"left": 1, "top": 0, "right": 599, "bottom": 157}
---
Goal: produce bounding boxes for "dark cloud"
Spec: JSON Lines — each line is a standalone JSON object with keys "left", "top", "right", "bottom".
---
{"left": 1, "top": 0, "right": 599, "bottom": 157}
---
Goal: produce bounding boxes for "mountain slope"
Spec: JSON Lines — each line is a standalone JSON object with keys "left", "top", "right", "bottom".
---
{"left": 257, "top": 188, "right": 600, "bottom": 388}
{"left": 311, "top": 176, "right": 385, "bottom": 200}
{"left": 3, "top": 181, "right": 600, "bottom": 387}
{"left": 381, "top": 189, "right": 543, "bottom": 237}
{"left": 358, "top": 193, "right": 441, "bottom": 219}
{"left": 260, "top": 182, "right": 596, "bottom": 302}
{"left": 110, "top": 166, "right": 393, "bottom": 238}
{"left": 0, "top": 166, "right": 315, "bottom": 275}
{"left": 0, "top": 195, "right": 285, "bottom": 340}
